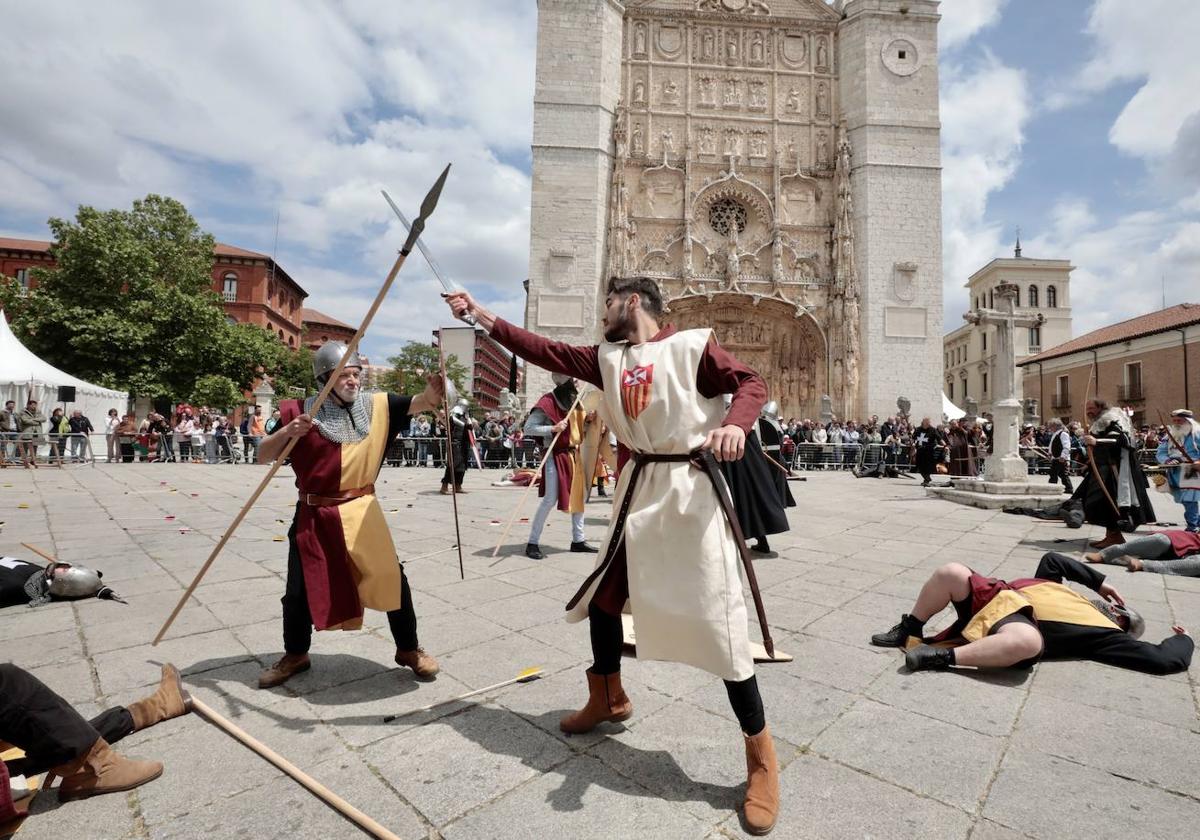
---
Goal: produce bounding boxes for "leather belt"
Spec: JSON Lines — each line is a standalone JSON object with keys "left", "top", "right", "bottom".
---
{"left": 564, "top": 449, "right": 774, "bottom": 658}
{"left": 300, "top": 483, "right": 375, "bottom": 507}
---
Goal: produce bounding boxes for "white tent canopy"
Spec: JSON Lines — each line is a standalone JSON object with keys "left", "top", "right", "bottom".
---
{"left": 942, "top": 392, "right": 966, "bottom": 421}
{"left": 0, "top": 310, "right": 128, "bottom": 424}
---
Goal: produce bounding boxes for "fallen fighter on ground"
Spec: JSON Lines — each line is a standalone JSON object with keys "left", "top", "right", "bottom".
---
{"left": 0, "top": 663, "right": 188, "bottom": 814}
{"left": 870, "top": 552, "right": 1193, "bottom": 675}
{"left": 1084, "top": 529, "right": 1200, "bottom": 576}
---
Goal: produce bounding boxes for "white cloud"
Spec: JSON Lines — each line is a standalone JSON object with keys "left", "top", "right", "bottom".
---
{"left": 0, "top": 0, "right": 536, "bottom": 357}
{"left": 938, "top": 0, "right": 1009, "bottom": 52}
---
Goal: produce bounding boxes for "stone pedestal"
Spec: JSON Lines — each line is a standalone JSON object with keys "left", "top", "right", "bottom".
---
{"left": 984, "top": 399, "right": 1028, "bottom": 482}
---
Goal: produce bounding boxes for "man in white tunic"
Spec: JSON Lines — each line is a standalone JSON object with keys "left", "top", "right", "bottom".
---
{"left": 446, "top": 277, "right": 781, "bottom": 834}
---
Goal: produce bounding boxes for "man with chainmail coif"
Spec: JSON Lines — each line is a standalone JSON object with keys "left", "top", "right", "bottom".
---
{"left": 871, "top": 552, "right": 1192, "bottom": 676}
{"left": 523, "top": 374, "right": 597, "bottom": 560}
{"left": 254, "top": 342, "right": 446, "bottom": 689}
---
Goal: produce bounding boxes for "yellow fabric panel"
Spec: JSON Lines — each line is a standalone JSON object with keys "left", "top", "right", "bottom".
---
{"left": 338, "top": 494, "right": 403, "bottom": 612}
{"left": 963, "top": 590, "right": 1032, "bottom": 642}
{"left": 339, "top": 392, "right": 390, "bottom": 490}
{"left": 1020, "top": 582, "right": 1120, "bottom": 630}
{"left": 567, "top": 406, "right": 587, "bottom": 513}
{"left": 325, "top": 617, "right": 365, "bottom": 632}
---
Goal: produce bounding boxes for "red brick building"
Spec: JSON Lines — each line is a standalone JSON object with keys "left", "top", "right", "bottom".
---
{"left": 300, "top": 307, "right": 356, "bottom": 350}
{"left": 1, "top": 237, "right": 309, "bottom": 347}
{"left": 435, "top": 325, "right": 521, "bottom": 410}
{"left": 1019, "top": 303, "right": 1200, "bottom": 427}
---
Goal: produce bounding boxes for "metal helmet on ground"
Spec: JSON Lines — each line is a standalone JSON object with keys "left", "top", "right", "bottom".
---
{"left": 1091, "top": 598, "right": 1146, "bottom": 639}
{"left": 48, "top": 564, "right": 105, "bottom": 599}
{"left": 312, "top": 342, "right": 364, "bottom": 385}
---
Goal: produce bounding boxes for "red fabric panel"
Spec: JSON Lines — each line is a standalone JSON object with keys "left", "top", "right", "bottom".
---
{"left": 279, "top": 400, "right": 343, "bottom": 493}
{"left": 295, "top": 504, "right": 362, "bottom": 630}
{"left": 1162, "top": 530, "right": 1200, "bottom": 557}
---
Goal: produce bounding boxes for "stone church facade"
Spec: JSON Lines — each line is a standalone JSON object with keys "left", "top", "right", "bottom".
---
{"left": 525, "top": 0, "right": 943, "bottom": 420}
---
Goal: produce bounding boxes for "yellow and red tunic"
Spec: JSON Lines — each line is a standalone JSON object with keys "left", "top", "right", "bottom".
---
{"left": 278, "top": 392, "right": 411, "bottom": 631}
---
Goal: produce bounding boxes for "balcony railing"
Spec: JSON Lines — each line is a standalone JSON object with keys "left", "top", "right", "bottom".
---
{"left": 221, "top": 290, "right": 237, "bottom": 302}
{"left": 1118, "top": 383, "right": 1144, "bottom": 402}
{"left": 1051, "top": 395, "right": 1070, "bottom": 409}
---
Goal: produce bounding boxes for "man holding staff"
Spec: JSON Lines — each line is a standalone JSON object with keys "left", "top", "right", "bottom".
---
{"left": 256, "top": 342, "right": 443, "bottom": 689}
{"left": 446, "top": 278, "right": 783, "bottom": 835}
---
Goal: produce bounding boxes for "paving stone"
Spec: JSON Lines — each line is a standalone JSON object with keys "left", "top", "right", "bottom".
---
{"left": 687, "top": 669, "right": 854, "bottom": 748}
{"left": 719, "top": 753, "right": 972, "bottom": 839}
{"left": 26, "top": 658, "right": 95, "bottom": 705}
{"left": 1013, "top": 693, "right": 1200, "bottom": 797}
{"left": 1031, "top": 657, "right": 1199, "bottom": 731}
{"left": 982, "top": 747, "right": 1200, "bottom": 840}
{"left": 466, "top": 590, "right": 566, "bottom": 631}
{"left": 812, "top": 697, "right": 1005, "bottom": 811}
{"left": 865, "top": 666, "right": 1029, "bottom": 736}
{"left": 435, "top": 631, "right": 576, "bottom": 690}
{"left": 780, "top": 634, "right": 895, "bottom": 693}
{"left": 18, "top": 780, "right": 137, "bottom": 840}
{"left": 363, "top": 702, "right": 572, "bottom": 826}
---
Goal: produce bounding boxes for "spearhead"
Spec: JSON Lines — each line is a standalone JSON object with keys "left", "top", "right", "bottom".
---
{"left": 401, "top": 164, "right": 451, "bottom": 256}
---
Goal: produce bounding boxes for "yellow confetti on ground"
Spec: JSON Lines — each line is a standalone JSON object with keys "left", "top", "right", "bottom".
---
{"left": 272, "top": 536, "right": 285, "bottom": 542}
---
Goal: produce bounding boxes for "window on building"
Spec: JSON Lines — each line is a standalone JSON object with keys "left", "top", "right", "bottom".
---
{"left": 1028, "top": 285, "right": 1039, "bottom": 307}
{"left": 1056, "top": 375, "right": 1069, "bottom": 406}
{"left": 14, "top": 268, "right": 29, "bottom": 290}
{"left": 1014, "top": 287, "right": 1020, "bottom": 307}
{"left": 1124, "top": 362, "right": 1143, "bottom": 400}
{"left": 989, "top": 290, "right": 994, "bottom": 309}
{"left": 1029, "top": 325, "right": 1041, "bottom": 350}
{"left": 982, "top": 333, "right": 987, "bottom": 352}
{"left": 1047, "top": 285, "right": 1057, "bottom": 307}
{"left": 222, "top": 272, "right": 237, "bottom": 302}
{"left": 982, "top": 372, "right": 988, "bottom": 393}
{"left": 948, "top": 382, "right": 954, "bottom": 400}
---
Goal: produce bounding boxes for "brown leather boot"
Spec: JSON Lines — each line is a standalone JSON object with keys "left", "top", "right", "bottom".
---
{"left": 559, "top": 669, "right": 633, "bottom": 734}
{"left": 742, "top": 726, "right": 780, "bottom": 835}
{"left": 454, "top": 485, "right": 467, "bottom": 494}
{"left": 50, "top": 739, "right": 163, "bottom": 801}
{"left": 395, "top": 647, "right": 440, "bottom": 680}
{"left": 257, "top": 653, "right": 311, "bottom": 689}
{"left": 440, "top": 483, "right": 451, "bottom": 495}
{"left": 1090, "top": 530, "right": 1126, "bottom": 549}
{"left": 127, "top": 664, "right": 190, "bottom": 731}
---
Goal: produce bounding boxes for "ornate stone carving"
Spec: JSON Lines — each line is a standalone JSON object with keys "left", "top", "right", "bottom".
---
{"left": 656, "top": 22, "right": 685, "bottom": 59}
{"left": 697, "top": 75, "right": 716, "bottom": 106}
{"left": 633, "top": 21, "right": 648, "bottom": 57}
{"left": 829, "top": 126, "right": 861, "bottom": 416}
{"left": 748, "top": 129, "right": 768, "bottom": 158}
{"left": 632, "top": 78, "right": 647, "bottom": 107}
{"left": 696, "top": 0, "right": 771, "bottom": 15}
{"left": 722, "top": 77, "right": 741, "bottom": 108}
{"left": 816, "top": 131, "right": 829, "bottom": 166}
{"left": 815, "top": 35, "right": 829, "bottom": 72}
{"left": 724, "top": 29, "right": 741, "bottom": 64}
{"left": 722, "top": 127, "right": 742, "bottom": 156}
{"left": 815, "top": 81, "right": 830, "bottom": 119}
{"left": 882, "top": 37, "right": 920, "bottom": 76}
{"left": 697, "top": 125, "right": 716, "bottom": 155}
{"left": 661, "top": 78, "right": 681, "bottom": 107}
{"left": 779, "top": 30, "right": 808, "bottom": 68}
{"left": 697, "top": 27, "right": 717, "bottom": 62}
{"left": 749, "top": 30, "right": 767, "bottom": 65}
{"left": 748, "top": 79, "right": 767, "bottom": 110}
{"left": 660, "top": 126, "right": 675, "bottom": 156}
{"left": 785, "top": 85, "right": 802, "bottom": 113}
{"left": 631, "top": 121, "right": 645, "bottom": 156}
{"left": 893, "top": 261, "right": 918, "bottom": 302}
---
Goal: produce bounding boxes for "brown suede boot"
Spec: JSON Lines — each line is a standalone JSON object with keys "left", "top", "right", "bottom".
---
{"left": 440, "top": 483, "right": 451, "bottom": 495}
{"left": 257, "top": 653, "right": 311, "bottom": 689}
{"left": 127, "top": 664, "right": 190, "bottom": 731}
{"left": 395, "top": 647, "right": 440, "bottom": 680}
{"left": 1090, "top": 530, "right": 1126, "bottom": 549}
{"left": 743, "top": 726, "right": 780, "bottom": 835}
{"left": 50, "top": 738, "right": 163, "bottom": 801}
{"left": 559, "top": 669, "right": 633, "bottom": 734}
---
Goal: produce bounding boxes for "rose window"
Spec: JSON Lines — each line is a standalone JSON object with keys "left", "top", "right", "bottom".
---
{"left": 708, "top": 198, "right": 748, "bottom": 237}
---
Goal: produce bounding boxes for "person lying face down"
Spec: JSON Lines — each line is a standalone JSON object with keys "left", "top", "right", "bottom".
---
{"left": 870, "top": 552, "right": 1192, "bottom": 676}
{"left": 1084, "top": 529, "right": 1200, "bottom": 576}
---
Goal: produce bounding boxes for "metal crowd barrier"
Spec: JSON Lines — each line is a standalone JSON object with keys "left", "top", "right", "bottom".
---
{"left": 382, "top": 435, "right": 539, "bottom": 469}
{"left": 1, "top": 431, "right": 96, "bottom": 467}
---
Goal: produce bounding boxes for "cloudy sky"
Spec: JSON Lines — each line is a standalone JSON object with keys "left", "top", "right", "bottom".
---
{"left": 1, "top": 0, "right": 1197, "bottom": 362}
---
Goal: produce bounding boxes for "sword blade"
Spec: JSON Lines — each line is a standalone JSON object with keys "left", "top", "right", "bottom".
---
{"left": 382, "top": 188, "right": 455, "bottom": 294}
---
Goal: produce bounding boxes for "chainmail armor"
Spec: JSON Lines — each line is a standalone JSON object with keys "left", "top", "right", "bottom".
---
{"left": 24, "top": 569, "right": 51, "bottom": 608}
{"left": 305, "top": 390, "right": 374, "bottom": 445}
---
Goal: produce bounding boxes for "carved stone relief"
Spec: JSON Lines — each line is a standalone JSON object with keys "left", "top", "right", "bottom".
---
{"left": 656, "top": 22, "right": 685, "bottom": 60}
{"left": 722, "top": 77, "right": 742, "bottom": 108}
{"left": 661, "top": 78, "right": 681, "bottom": 107}
{"left": 815, "top": 35, "right": 829, "bottom": 72}
{"left": 815, "top": 81, "right": 830, "bottom": 119}
{"left": 632, "top": 77, "right": 647, "bottom": 107}
{"left": 748, "top": 78, "right": 768, "bottom": 110}
{"left": 632, "top": 21, "right": 648, "bottom": 57}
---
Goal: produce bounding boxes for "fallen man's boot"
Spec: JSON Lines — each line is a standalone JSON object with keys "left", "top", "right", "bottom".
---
{"left": 560, "top": 669, "right": 633, "bottom": 734}
{"left": 50, "top": 739, "right": 163, "bottom": 801}
{"left": 257, "top": 653, "right": 311, "bottom": 689}
{"left": 905, "top": 644, "right": 954, "bottom": 672}
{"left": 742, "top": 727, "right": 780, "bottom": 835}
{"left": 128, "top": 663, "right": 190, "bottom": 730}
{"left": 395, "top": 647, "right": 440, "bottom": 680}
{"left": 871, "top": 614, "right": 925, "bottom": 648}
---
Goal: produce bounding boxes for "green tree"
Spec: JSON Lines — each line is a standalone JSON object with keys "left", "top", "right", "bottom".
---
{"left": 189, "top": 374, "right": 243, "bottom": 412}
{"left": 0, "top": 195, "right": 226, "bottom": 400}
{"left": 379, "top": 341, "right": 470, "bottom": 404}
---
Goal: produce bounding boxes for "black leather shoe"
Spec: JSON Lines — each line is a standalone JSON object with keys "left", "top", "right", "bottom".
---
{"left": 570, "top": 541, "right": 599, "bottom": 553}
{"left": 525, "top": 543, "right": 544, "bottom": 560}
{"left": 905, "top": 644, "right": 954, "bottom": 672}
{"left": 870, "top": 614, "right": 924, "bottom": 648}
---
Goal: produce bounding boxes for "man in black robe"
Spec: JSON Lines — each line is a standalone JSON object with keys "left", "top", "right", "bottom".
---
{"left": 1076, "top": 399, "right": 1155, "bottom": 549}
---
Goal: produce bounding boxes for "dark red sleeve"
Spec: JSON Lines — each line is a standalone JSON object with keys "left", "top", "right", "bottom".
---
{"left": 697, "top": 336, "right": 767, "bottom": 432}
{"left": 489, "top": 319, "right": 604, "bottom": 390}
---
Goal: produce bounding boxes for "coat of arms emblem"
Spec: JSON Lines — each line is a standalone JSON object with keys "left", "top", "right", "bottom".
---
{"left": 621, "top": 364, "right": 654, "bottom": 420}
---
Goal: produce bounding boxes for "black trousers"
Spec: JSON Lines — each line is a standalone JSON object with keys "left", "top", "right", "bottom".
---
{"left": 0, "top": 664, "right": 134, "bottom": 776}
{"left": 1049, "top": 459, "right": 1074, "bottom": 492}
{"left": 587, "top": 604, "right": 766, "bottom": 736}
{"left": 282, "top": 525, "right": 419, "bottom": 655}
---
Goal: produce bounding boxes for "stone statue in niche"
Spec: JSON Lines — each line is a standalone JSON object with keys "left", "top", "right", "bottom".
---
{"left": 749, "top": 130, "right": 767, "bottom": 158}
{"left": 785, "top": 87, "right": 802, "bottom": 113}
{"left": 723, "top": 77, "right": 741, "bottom": 108}
{"left": 786, "top": 140, "right": 797, "bottom": 163}
{"left": 723, "top": 127, "right": 741, "bottom": 156}
{"left": 816, "top": 36, "right": 828, "bottom": 70}
{"left": 723, "top": 228, "right": 741, "bottom": 290}
{"left": 662, "top": 79, "right": 680, "bottom": 107}
{"left": 748, "top": 80, "right": 767, "bottom": 109}
{"left": 750, "top": 31, "right": 765, "bottom": 64}
{"left": 633, "top": 79, "right": 646, "bottom": 106}
{"left": 816, "top": 131, "right": 829, "bottom": 165}
{"left": 698, "top": 76, "right": 715, "bottom": 106}
{"left": 725, "top": 30, "right": 739, "bottom": 64}
{"left": 625, "top": 219, "right": 639, "bottom": 270}
{"left": 634, "top": 22, "right": 648, "bottom": 57}
{"left": 697, "top": 125, "right": 716, "bottom": 155}
{"left": 701, "top": 29, "right": 716, "bottom": 61}
{"left": 632, "top": 122, "right": 645, "bottom": 156}
{"left": 816, "top": 82, "right": 830, "bottom": 119}
{"left": 661, "top": 127, "right": 675, "bottom": 156}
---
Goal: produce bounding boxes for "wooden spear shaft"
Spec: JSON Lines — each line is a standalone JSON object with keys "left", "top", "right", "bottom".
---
{"left": 438, "top": 332, "right": 466, "bottom": 580}
{"left": 152, "top": 166, "right": 451, "bottom": 646}
{"left": 189, "top": 697, "right": 402, "bottom": 840}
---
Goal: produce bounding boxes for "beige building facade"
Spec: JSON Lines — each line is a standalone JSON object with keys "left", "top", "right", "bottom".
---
{"left": 525, "top": 0, "right": 944, "bottom": 420}
{"left": 943, "top": 247, "right": 1073, "bottom": 415}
